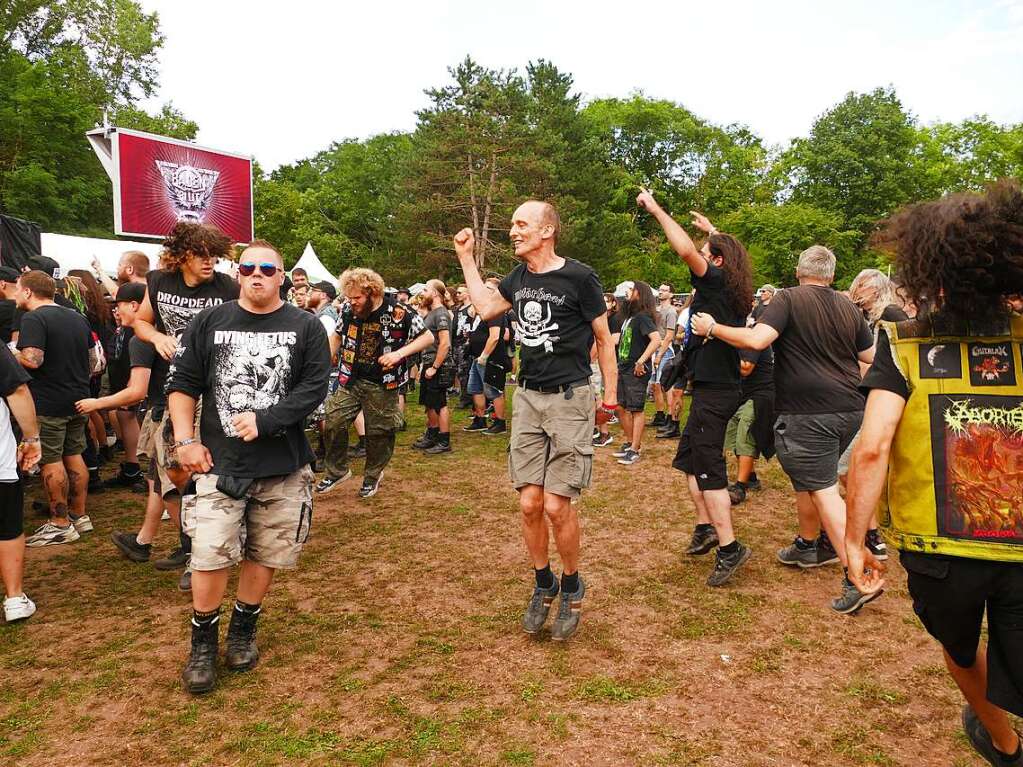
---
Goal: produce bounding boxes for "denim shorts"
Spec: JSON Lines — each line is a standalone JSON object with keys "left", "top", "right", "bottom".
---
{"left": 466, "top": 360, "right": 503, "bottom": 399}
{"left": 774, "top": 411, "right": 863, "bottom": 492}
{"left": 652, "top": 345, "right": 675, "bottom": 385}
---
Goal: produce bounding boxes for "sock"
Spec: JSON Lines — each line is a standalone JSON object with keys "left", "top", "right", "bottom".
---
{"left": 192, "top": 607, "right": 220, "bottom": 630}
{"left": 719, "top": 540, "right": 740, "bottom": 555}
{"left": 427, "top": 426, "right": 439, "bottom": 438}
{"left": 492, "top": 418, "right": 505, "bottom": 426}
{"left": 695, "top": 523, "right": 714, "bottom": 533}
{"left": 437, "top": 432, "right": 450, "bottom": 445}
{"left": 535, "top": 563, "right": 554, "bottom": 590}
{"left": 124, "top": 462, "right": 141, "bottom": 476}
{"left": 748, "top": 472, "right": 759, "bottom": 482}
{"left": 795, "top": 536, "right": 814, "bottom": 550}
{"left": 234, "top": 600, "right": 262, "bottom": 616}
{"left": 562, "top": 571, "right": 580, "bottom": 593}
{"left": 135, "top": 533, "right": 152, "bottom": 547}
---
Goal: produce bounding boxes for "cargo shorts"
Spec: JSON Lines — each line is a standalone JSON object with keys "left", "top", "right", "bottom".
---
{"left": 136, "top": 408, "right": 173, "bottom": 496}
{"left": 509, "top": 383, "right": 595, "bottom": 499}
{"left": 183, "top": 464, "right": 315, "bottom": 572}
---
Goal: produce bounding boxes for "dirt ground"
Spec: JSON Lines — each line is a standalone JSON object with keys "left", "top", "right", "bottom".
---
{"left": 0, "top": 393, "right": 1008, "bottom": 766}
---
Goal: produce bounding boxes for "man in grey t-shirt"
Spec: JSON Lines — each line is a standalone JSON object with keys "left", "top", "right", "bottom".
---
{"left": 412, "top": 280, "right": 455, "bottom": 454}
{"left": 650, "top": 283, "right": 678, "bottom": 427}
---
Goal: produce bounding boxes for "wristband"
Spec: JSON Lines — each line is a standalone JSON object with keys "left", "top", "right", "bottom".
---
{"left": 175, "top": 438, "right": 197, "bottom": 448}
{"left": 706, "top": 320, "right": 716, "bottom": 339}
{"left": 21, "top": 436, "right": 40, "bottom": 444}
{"left": 600, "top": 402, "right": 618, "bottom": 411}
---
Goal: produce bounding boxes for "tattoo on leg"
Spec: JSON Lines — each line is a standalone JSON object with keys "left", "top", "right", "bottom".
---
{"left": 66, "top": 470, "right": 77, "bottom": 505}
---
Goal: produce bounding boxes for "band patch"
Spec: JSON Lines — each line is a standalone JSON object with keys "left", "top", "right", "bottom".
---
{"left": 918, "top": 343, "right": 961, "bottom": 379}
{"left": 967, "top": 342, "right": 1016, "bottom": 387}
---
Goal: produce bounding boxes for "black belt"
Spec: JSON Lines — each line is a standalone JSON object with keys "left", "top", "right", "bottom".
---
{"left": 520, "top": 378, "right": 590, "bottom": 394}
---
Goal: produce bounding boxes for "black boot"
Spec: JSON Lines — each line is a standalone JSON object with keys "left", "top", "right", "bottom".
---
{"left": 656, "top": 418, "right": 680, "bottom": 439}
{"left": 181, "top": 617, "right": 219, "bottom": 694}
{"left": 225, "top": 605, "right": 261, "bottom": 672}
{"left": 648, "top": 411, "right": 666, "bottom": 427}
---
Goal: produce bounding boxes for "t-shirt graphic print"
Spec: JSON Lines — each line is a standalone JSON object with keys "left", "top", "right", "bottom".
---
{"left": 212, "top": 329, "right": 296, "bottom": 437}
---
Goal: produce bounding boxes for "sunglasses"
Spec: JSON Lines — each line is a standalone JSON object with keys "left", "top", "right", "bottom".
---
{"left": 238, "top": 262, "right": 279, "bottom": 277}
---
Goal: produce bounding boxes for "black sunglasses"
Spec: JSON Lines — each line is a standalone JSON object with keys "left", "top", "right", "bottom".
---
{"left": 238, "top": 262, "right": 279, "bottom": 277}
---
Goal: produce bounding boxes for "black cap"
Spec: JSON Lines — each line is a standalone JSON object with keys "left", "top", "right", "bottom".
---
{"left": 311, "top": 280, "right": 337, "bottom": 301}
{"left": 26, "top": 255, "right": 61, "bottom": 278}
{"left": 115, "top": 282, "right": 147, "bottom": 303}
{"left": 0, "top": 266, "right": 20, "bottom": 283}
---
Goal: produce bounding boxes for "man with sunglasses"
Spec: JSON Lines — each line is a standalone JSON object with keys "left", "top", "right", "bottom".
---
{"left": 132, "top": 222, "right": 239, "bottom": 582}
{"left": 167, "top": 240, "right": 330, "bottom": 695}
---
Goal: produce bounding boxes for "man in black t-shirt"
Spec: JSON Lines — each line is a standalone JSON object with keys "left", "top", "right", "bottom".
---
{"left": 462, "top": 279, "right": 509, "bottom": 435}
{"left": 691, "top": 246, "right": 879, "bottom": 615}
{"left": 0, "top": 266, "right": 21, "bottom": 344}
{"left": 611, "top": 283, "right": 661, "bottom": 466}
{"left": 452, "top": 285, "right": 474, "bottom": 409}
{"left": 167, "top": 240, "right": 330, "bottom": 695}
{"left": 454, "top": 200, "right": 618, "bottom": 642}
{"left": 14, "top": 271, "right": 98, "bottom": 547}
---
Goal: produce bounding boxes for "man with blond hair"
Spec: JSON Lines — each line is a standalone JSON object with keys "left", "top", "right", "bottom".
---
{"left": 320, "top": 268, "right": 434, "bottom": 498}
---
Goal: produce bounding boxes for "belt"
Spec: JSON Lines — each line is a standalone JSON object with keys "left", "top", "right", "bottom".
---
{"left": 520, "top": 378, "right": 590, "bottom": 394}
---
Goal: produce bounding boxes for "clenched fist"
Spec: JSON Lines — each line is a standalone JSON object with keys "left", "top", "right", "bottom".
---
{"left": 453, "top": 228, "right": 475, "bottom": 261}
{"left": 636, "top": 187, "right": 659, "bottom": 212}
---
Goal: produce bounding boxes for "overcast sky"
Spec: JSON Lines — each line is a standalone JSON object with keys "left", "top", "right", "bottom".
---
{"left": 140, "top": 0, "right": 1023, "bottom": 170}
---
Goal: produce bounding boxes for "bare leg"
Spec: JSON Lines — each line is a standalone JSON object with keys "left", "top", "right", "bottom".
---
{"left": 808, "top": 484, "right": 848, "bottom": 566}
{"left": 703, "top": 488, "right": 735, "bottom": 546}
{"left": 493, "top": 395, "right": 506, "bottom": 420}
{"left": 737, "top": 455, "right": 755, "bottom": 483}
{"left": 544, "top": 492, "right": 580, "bottom": 575}
{"left": 630, "top": 411, "right": 645, "bottom": 451}
{"left": 519, "top": 485, "right": 549, "bottom": 569}
{"left": 236, "top": 561, "right": 275, "bottom": 605}
{"left": 191, "top": 569, "right": 230, "bottom": 612}
{"left": 686, "top": 473, "right": 712, "bottom": 526}
{"left": 426, "top": 409, "right": 439, "bottom": 429}
{"left": 0, "top": 535, "right": 26, "bottom": 597}
{"left": 473, "top": 393, "right": 486, "bottom": 417}
{"left": 618, "top": 410, "right": 633, "bottom": 443}
{"left": 354, "top": 411, "right": 365, "bottom": 438}
{"left": 64, "top": 454, "right": 88, "bottom": 518}
{"left": 137, "top": 481, "right": 165, "bottom": 544}
{"left": 116, "top": 410, "right": 140, "bottom": 463}
{"left": 40, "top": 462, "right": 70, "bottom": 525}
{"left": 795, "top": 491, "right": 819, "bottom": 540}
{"left": 945, "top": 649, "right": 1021, "bottom": 755}
{"left": 438, "top": 405, "right": 450, "bottom": 433}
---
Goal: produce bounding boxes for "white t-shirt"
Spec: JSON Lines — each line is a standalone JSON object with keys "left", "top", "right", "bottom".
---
{"left": 0, "top": 397, "right": 17, "bottom": 481}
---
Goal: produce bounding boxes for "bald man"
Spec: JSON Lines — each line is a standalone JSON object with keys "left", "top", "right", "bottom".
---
{"left": 453, "top": 201, "right": 618, "bottom": 642}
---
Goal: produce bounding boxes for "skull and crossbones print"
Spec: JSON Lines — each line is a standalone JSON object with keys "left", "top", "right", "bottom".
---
{"left": 519, "top": 300, "right": 560, "bottom": 353}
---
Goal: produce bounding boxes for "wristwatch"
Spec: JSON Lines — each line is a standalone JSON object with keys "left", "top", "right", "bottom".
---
{"left": 175, "top": 438, "right": 197, "bottom": 447}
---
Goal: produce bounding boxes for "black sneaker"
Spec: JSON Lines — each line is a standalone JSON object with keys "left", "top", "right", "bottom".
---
{"left": 411, "top": 432, "right": 436, "bottom": 450}
{"left": 225, "top": 607, "right": 261, "bottom": 671}
{"left": 181, "top": 619, "right": 219, "bottom": 695}
{"left": 110, "top": 531, "right": 151, "bottom": 562}
{"left": 482, "top": 420, "right": 506, "bottom": 436}
{"left": 745, "top": 474, "right": 762, "bottom": 492}
{"left": 153, "top": 546, "right": 189, "bottom": 571}
{"left": 611, "top": 442, "right": 632, "bottom": 458}
{"left": 685, "top": 525, "right": 719, "bottom": 556}
{"left": 424, "top": 441, "right": 452, "bottom": 454}
{"left": 358, "top": 474, "right": 382, "bottom": 499}
{"left": 777, "top": 536, "right": 838, "bottom": 568}
{"left": 865, "top": 529, "right": 889, "bottom": 561}
{"left": 316, "top": 469, "right": 352, "bottom": 494}
{"left": 463, "top": 416, "right": 488, "bottom": 432}
{"left": 707, "top": 543, "right": 752, "bottom": 586}
{"left": 592, "top": 432, "right": 613, "bottom": 447}
{"left": 648, "top": 411, "right": 666, "bottom": 428}
{"left": 103, "top": 464, "right": 144, "bottom": 489}
{"left": 550, "top": 577, "right": 586, "bottom": 641}
{"left": 88, "top": 470, "right": 105, "bottom": 494}
{"left": 831, "top": 576, "right": 883, "bottom": 615}
{"left": 962, "top": 704, "right": 1023, "bottom": 767}
{"left": 616, "top": 448, "right": 641, "bottom": 466}
{"left": 522, "top": 579, "right": 560, "bottom": 634}
{"left": 727, "top": 482, "right": 747, "bottom": 505}
{"left": 656, "top": 420, "right": 680, "bottom": 439}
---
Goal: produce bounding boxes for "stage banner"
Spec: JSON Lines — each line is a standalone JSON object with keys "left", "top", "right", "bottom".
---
{"left": 90, "top": 128, "right": 253, "bottom": 243}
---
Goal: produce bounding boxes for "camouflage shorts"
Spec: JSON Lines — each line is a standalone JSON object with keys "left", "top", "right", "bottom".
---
{"left": 182, "top": 465, "right": 315, "bottom": 572}
{"left": 159, "top": 400, "right": 203, "bottom": 473}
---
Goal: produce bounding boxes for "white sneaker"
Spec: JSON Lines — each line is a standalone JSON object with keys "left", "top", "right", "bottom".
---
{"left": 70, "top": 514, "right": 93, "bottom": 533}
{"left": 26, "top": 521, "right": 81, "bottom": 547}
{"left": 3, "top": 593, "right": 36, "bottom": 622}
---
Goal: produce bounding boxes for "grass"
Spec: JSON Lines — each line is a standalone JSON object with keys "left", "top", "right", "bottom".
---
{"left": 0, "top": 392, "right": 999, "bottom": 766}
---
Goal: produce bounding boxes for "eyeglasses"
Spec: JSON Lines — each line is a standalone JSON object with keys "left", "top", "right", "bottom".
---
{"left": 238, "top": 262, "right": 279, "bottom": 277}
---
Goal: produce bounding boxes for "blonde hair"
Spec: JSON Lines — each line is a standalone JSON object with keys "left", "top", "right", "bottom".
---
{"left": 849, "top": 268, "right": 897, "bottom": 326}
{"left": 339, "top": 267, "right": 384, "bottom": 301}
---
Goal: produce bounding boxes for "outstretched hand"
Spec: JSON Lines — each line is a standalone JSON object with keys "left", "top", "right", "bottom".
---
{"left": 636, "top": 187, "right": 659, "bottom": 212}
{"left": 453, "top": 228, "right": 475, "bottom": 261}
{"left": 690, "top": 211, "right": 716, "bottom": 234}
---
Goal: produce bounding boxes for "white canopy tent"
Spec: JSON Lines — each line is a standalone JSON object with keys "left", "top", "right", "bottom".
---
{"left": 40, "top": 233, "right": 163, "bottom": 275}
{"left": 292, "top": 242, "right": 336, "bottom": 283}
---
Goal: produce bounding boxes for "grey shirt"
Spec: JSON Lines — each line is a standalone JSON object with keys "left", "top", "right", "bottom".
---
{"left": 656, "top": 304, "right": 678, "bottom": 339}
{"left": 422, "top": 306, "right": 452, "bottom": 367}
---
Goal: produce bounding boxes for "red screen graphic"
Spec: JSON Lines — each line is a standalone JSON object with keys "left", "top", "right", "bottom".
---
{"left": 116, "top": 132, "right": 253, "bottom": 242}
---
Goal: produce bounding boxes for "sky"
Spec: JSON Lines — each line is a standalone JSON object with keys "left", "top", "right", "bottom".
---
{"left": 140, "top": 0, "right": 1023, "bottom": 171}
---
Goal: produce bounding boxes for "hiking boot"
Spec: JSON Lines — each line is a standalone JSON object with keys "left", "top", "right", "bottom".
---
{"left": 110, "top": 531, "right": 151, "bottom": 562}
{"left": 550, "top": 578, "right": 586, "bottom": 641}
{"left": 482, "top": 420, "right": 506, "bottom": 436}
{"left": 685, "top": 525, "right": 719, "bottom": 556}
{"left": 707, "top": 543, "right": 752, "bottom": 587}
{"left": 522, "top": 579, "right": 560, "bottom": 635}
{"left": 178, "top": 567, "right": 192, "bottom": 592}
{"left": 424, "top": 440, "right": 452, "bottom": 454}
{"left": 153, "top": 546, "right": 189, "bottom": 571}
{"left": 70, "top": 514, "right": 94, "bottom": 533}
{"left": 611, "top": 442, "right": 632, "bottom": 458}
{"left": 616, "top": 448, "right": 641, "bottom": 466}
{"left": 865, "top": 529, "right": 889, "bottom": 561}
{"left": 348, "top": 440, "right": 367, "bottom": 459}
{"left": 727, "top": 482, "right": 747, "bottom": 505}
{"left": 3, "top": 594, "right": 36, "bottom": 622}
{"left": 462, "top": 416, "right": 488, "bottom": 432}
{"left": 181, "top": 619, "right": 219, "bottom": 695}
{"left": 776, "top": 536, "right": 838, "bottom": 568}
{"left": 26, "top": 521, "right": 80, "bottom": 547}
{"left": 225, "top": 607, "right": 261, "bottom": 671}
{"left": 648, "top": 411, "right": 666, "bottom": 428}
{"left": 103, "top": 464, "right": 144, "bottom": 489}
{"left": 592, "top": 432, "right": 613, "bottom": 448}
{"left": 315, "top": 469, "right": 352, "bottom": 495}
{"left": 656, "top": 420, "right": 680, "bottom": 439}
{"left": 411, "top": 432, "right": 436, "bottom": 450}
{"left": 745, "top": 473, "right": 762, "bottom": 492}
{"left": 962, "top": 704, "right": 1023, "bottom": 766}
{"left": 831, "top": 576, "right": 883, "bottom": 615}
{"left": 359, "top": 474, "right": 383, "bottom": 499}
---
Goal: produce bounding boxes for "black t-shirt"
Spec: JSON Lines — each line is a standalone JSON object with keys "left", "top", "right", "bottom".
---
{"left": 17, "top": 304, "right": 94, "bottom": 416}
{"left": 739, "top": 345, "right": 774, "bottom": 397}
{"left": 617, "top": 312, "right": 658, "bottom": 368}
{"left": 169, "top": 301, "right": 331, "bottom": 479}
{"left": 147, "top": 270, "right": 239, "bottom": 341}
{"left": 0, "top": 300, "right": 16, "bottom": 344}
{"left": 760, "top": 285, "right": 874, "bottom": 414}
{"left": 468, "top": 313, "right": 506, "bottom": 359}
{"left": 860, "top": 328, "right": 910, "bottom": 400}
{"left": 453, "top": 305, "right": 472, "bottom": 350}
{"left": 498, "top": 258, "right": 605, "bottom": 388}
{"left": 107, "top": 325, "right": 135, "bottom": 393}
{"left": 335, "top": 297, "right": 417, "bottom": 390}
{"left": 880, "top": 304, "right": 910, "bottom": 323}
{"left": 686, "top": 264, "right": 744, "bottom": 385}
{"left": 11, "top": 292, "right": 76, "bottom": 335}
{"left": 128, "top": 336, "right": 169, "bottom": 408}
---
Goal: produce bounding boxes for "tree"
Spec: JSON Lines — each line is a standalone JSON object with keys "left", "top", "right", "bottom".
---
{"left": 917, "top": 117, "right": 1023, "bottom": 196}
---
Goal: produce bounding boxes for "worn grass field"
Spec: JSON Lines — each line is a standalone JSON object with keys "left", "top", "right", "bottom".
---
{"left": 0, "top": 390, "right": 1009, "bottom": 766}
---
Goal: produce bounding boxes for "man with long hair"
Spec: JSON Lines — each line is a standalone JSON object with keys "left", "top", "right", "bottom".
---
{"left": 610, "top": 281, "right": 661, "bottom": 465}
{"left": 411, "top": 279, "right": 455, "bottom": 454}
{"left": 637, "top": 189, "right": 754, "bottom": 586}
{"left": 453, "top": 201, "right": 618, "bottom": 641}
{"left": 845, "top": 181, "right": 1023, "bottom": 766}
{"left": 649, "top": 282, "right": 678, "bottom": 429}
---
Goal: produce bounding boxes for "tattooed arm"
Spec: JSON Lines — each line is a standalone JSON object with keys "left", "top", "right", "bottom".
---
{"left": 16, "top": 347, "right": 44, "bottom": 370}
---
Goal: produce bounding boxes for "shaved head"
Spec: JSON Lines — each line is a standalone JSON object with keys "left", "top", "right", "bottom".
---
{"left": 513, "top": 200, "right": 560, "bottom": 246}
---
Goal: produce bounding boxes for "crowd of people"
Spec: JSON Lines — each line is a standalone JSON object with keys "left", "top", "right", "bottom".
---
{"left": 0, "top": 180, "right": 1020, "bottom": 766}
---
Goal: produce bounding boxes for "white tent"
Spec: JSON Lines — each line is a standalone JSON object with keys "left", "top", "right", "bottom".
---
{"left": 41, "top": 233, "right": 162, "bottom": 275}
{"left": 292, "top": 242, "right": 335, "bottom": 284}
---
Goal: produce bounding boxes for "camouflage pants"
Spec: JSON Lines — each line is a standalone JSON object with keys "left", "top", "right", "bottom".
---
{"left": 323, "top": 379, "right": 400, "bottom": 482}
{"left": 183, "top": 465, "right": 315, "bottom": 571}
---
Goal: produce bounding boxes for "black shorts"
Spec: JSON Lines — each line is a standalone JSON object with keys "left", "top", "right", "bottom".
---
{"left": 0, "top": 480, "right": 25, "bottom": 541}
{"left": 774, "top": 411, "right": 862, "bottom": 492}
{"left": 673, "top": 383, "right": 741, "bottom": 491}
{"left": 901, "top": 551, "right": 1023, "bottom": 717}
{"left": 418, "top": 377, "right": 447, "bottom": 411}
{"left": 619, "top": 369, "right": 651, "bottom": 412}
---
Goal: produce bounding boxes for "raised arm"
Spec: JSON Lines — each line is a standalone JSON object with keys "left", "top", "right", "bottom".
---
{"left": 453, "top": 229, "right": 512, "bottom": 321}
{"left": 636, "top": 189, "right": 711, "bottom": 277}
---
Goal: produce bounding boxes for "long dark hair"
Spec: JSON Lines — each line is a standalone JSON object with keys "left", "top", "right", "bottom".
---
{"left": 622, "top": 281, "right": 657, "bottom": 320}
{"left": 67, "top": 269, "right": 114, "bottom": 329}
{"left": 708, "top": 234, "right": 754, "bottom": 319}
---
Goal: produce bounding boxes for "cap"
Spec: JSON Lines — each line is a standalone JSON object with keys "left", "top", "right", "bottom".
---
{"left": 758, "top": 284, "right": 777, "bottom": 294}
{"left": 115, "top": 282, "right": 147, "bottom": 303}
{"left": 0, "top": 266, "right": 20, "bottom": 283}
{"left": 613, "top": 280, "right": 635, "bottom": 299}
{"left": 311, "top": 280, "right": 337, "bottom": 301}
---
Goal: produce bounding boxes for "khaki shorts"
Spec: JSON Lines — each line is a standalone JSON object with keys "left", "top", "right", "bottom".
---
{"left": 509, "top": 384, "right": 595, "bottom": 499}
{"left": 183, "top": 465, "right": 315, "bottom": 572}
{"left": 724, "top": 399, "right": 759, "bottom": 458}
{"left": 38, "top": 414, "right": 88, "bottom": 465}
{"left": 137, "top": 408, "right": 173, "bottom": 496}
